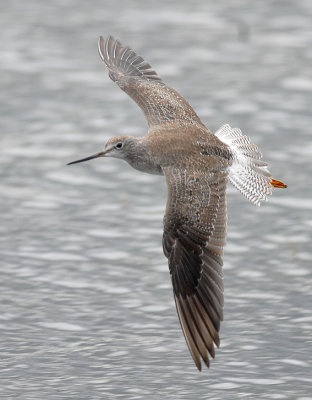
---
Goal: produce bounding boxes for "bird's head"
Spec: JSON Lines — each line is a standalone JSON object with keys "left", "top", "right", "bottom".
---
{"left": 67, "top": 135, "right": 139, "bottom": 165}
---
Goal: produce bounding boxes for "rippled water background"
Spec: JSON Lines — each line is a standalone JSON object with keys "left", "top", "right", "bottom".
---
{"left": 1, "top": 0, "right": 312, "bottom": 398}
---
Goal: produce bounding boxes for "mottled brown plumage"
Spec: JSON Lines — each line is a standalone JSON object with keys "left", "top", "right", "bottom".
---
{"left": 68, "top": 36, "right": 287, "bottom": 370}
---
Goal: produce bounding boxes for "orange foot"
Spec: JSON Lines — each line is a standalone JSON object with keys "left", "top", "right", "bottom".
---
{"left": 270, "top": 178, "right": 287, "bottom": 188}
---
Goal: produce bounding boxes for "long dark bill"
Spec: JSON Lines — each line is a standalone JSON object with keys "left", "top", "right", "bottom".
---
{"left": 67, "top": 151, "right": 105, "bottom": 165}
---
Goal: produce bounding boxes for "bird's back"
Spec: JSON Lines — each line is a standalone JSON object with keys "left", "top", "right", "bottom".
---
{"left": 143, "top": 121, "right": 233, "bottom": 173}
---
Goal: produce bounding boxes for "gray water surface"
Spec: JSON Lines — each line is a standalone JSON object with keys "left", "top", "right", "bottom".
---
{"left": 1, "top": 0, "right": 312, "bottom": 399}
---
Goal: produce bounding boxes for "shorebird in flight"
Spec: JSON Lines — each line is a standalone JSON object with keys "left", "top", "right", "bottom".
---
{"left": 68, "top": 36, "right": 286, "bottom": 370}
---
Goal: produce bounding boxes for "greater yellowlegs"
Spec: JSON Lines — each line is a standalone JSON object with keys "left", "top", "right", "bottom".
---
{"left": 68, "top": 36, "right": 287, "bottom": 370}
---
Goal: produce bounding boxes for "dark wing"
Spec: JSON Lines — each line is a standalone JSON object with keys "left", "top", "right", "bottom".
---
{"left": 162, "top": 167, "right": 227, "bottom": 370}
{"left": 98, "top": 36, "right": 204, "bottom": 128}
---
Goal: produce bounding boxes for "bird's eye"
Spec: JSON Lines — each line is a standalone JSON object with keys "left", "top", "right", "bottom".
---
{"left": 115, "top": 142, "right": 123, "bottom": 149}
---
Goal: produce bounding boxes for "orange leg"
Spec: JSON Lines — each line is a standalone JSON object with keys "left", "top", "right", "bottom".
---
{"left": 270, "top": 178, "right": 287, "bottom": 188}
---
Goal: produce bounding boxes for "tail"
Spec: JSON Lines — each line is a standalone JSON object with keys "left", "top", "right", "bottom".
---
{"left": 215, "top": 124, "right": 287, "bottom": 206}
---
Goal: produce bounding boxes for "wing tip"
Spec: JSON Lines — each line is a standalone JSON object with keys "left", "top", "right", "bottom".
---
{"left": 97, "top": 34, "right": 162, "bottom": 83}
{"left": 98, "top": 36, "right": 104, "bottom": 61}
{"left": 98, "top": 35, "right": 117, "bottom": 62}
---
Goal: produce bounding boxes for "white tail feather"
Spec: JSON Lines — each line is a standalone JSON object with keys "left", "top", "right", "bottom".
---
{"left": 215, "top": 124, "right": 273, "bottom": 206}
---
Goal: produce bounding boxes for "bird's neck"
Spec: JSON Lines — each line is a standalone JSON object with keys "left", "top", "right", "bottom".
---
{"left": 126, "top": 138, "right": 163, "bottom": 175}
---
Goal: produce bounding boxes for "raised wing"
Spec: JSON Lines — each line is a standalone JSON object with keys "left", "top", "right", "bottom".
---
{"left": 98, "top": 36, "right": 204, "bottom": 128}
{"left": 162, "top": 167, "right": 227, "bottom": 370}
